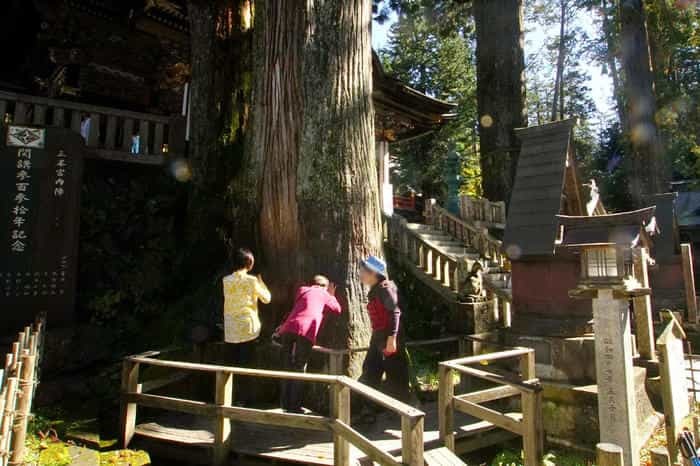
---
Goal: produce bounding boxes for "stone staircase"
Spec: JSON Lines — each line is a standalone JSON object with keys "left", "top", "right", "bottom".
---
{"left": 383, "top": 201, "right": 513, "bottom": 332}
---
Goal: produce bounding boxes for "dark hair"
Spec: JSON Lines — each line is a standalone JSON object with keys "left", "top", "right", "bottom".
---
{"left": 233, "top": 248, "right": 255, "bottom": 270}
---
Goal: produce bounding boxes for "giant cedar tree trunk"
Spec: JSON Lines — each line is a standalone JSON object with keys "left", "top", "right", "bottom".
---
{"left": 254, "top": 0, "right": 380, "bottom": 376}
{"left": 187, "top": 0, "right": 219, "bottom": 188}
{"left": 619, "top": 0, "right": 667, "bottom": 204}
{"left": 473, "top": 0, "right": 527, "bottom": 204}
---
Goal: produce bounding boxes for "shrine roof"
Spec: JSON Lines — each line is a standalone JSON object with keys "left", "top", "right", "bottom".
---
{"left": 556, "top": 207, "right": 657, "bottom": 248}
{"left": 503, "top": 118, "right": 580, "bottom": 259}
{"left": 373, "top": 54, "right": 457, "bottom": 141}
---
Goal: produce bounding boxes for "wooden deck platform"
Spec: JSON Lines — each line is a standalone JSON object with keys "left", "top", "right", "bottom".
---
{"left": 132, "top": 401, "right": 518, "bottom": 465}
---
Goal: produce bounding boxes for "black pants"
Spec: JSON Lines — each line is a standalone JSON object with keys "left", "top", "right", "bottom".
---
{"left": 231, "top": 339, "right": 255, "bottom": 367}
{"left": 359, "top": 330, "right": 411, "bottom": 404}
{"left": 280, "top": 333, "right": 313, "bottom": 411}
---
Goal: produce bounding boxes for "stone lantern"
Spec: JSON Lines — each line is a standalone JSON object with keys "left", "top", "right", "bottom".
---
{"left": 558, "top": 207, "right": 657, "bottom": 466}
{"left": 445, "top": 143, "right": 461, "bottom": 215}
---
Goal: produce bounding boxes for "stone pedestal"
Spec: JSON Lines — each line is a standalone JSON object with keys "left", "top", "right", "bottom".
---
{"left": 593, "top": 289, "right": 639, "bottom": 466}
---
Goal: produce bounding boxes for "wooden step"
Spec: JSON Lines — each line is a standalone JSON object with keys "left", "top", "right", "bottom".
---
{"left": 424, "top": 446, "right": 466, "bottom": 466}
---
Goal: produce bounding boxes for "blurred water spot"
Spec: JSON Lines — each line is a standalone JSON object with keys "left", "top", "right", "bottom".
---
{"left": 169, "top": 157, "right": 192, "bottom": 182}
{"left": 480, "top": 114, "right": 494, "bottom": 128}
{"left": 631, "top": 123, "right": 655, "bottom": 145}
{"left": 505, "top": 244, "right": 522, "bottom": 261}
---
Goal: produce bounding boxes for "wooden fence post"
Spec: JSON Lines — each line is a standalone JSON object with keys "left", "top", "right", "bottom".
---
{"left": 597, "top": 443, "right": 624, "bottom": 466}
{"left": 331, "top": 383, "right": 350, "bottom": 466}
{"left": 329, "top": 353, "right": 344, "bottom": 376}
{"left": 0, "top": 376, "right": 20, "bottom": 466}
{"left": 401, "top": 416, "right": 424, "bottom": 466}
{"left": 9, "top": 353, "right": 35, "bottom": 465}
{"left": 650, "top": 447, "right": 670, "bottom": 466}
{"left": 119, "top": 361, "right": 140, "bottom": 448}
{"left": 681, "top": 243, "right": 698, "bottom": 324}
{"left": 521, "top": 350, "right": 543, "bottom": 466}
{"left": 438, "top": 365, "right": 455, "bottom": 451}
{"left": 213, "top": 371, "right": 232, "bottom": 466}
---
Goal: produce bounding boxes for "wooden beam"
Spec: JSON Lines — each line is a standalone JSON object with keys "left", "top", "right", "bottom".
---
{"left": 401, "top": 415, "right": 424, "bottom": 466}
{"left": 120, "top": 361, "right": 140, "bottom": 447}
{"left": 650, "top": 447, "right": 670, "bottom": 466}
{"left": 458, "top": 385, "right": 520, "bottom": 404}
{"left": 452, "top": 397, "right": 523, "bottom": 435}
{"left": 88, "top": 149, "right": 165, "bottom": 165}
{"left": 219, "top": 406, "right": 329, "bottom": 431}
{"left": 329, "top": 420, "right": 400, "bottom": 466}
{"left": 438, "top": 365, "right": 455, "bottom": 451}
{"left": 445, "top": 348, "right": 532, "bottom": 367}
{"left": 441, "top": 362, "right": 539, "bottom": 393}
{"left": 9, "top": 353, "right": 35, "bottom": 465}
{"left": 124, "top": 393, "right": 215, "bottom": 417}
{"left": 681, "top": 243, "right": 697, "bottom": 324}
{"left": 104, "top": 116, "right": 117, "bottom": 149}
{"left": 338, "top": 376, "right": 424, "bottom": 419}
{"left": 126, "top": 356, "right": 339, "bottom": 383}
{"left": 521, "top": 388, "right": 543, "bottom": 466}
{"left": 331, "top": 383, "right": 350, "bottom": 466}
{"left": 213, "top": 371, "right": 232, "bottom": 466}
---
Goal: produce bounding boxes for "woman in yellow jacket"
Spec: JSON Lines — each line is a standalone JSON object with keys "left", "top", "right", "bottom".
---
{"left": 223, "top": 248, "right": 271, "bottom": 368}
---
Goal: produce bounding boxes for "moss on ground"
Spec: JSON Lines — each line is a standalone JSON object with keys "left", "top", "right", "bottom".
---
{"left": 36, "top": 442, "right": 71, "bottom": 466}
{"left": 99, "top": 450, "right": 151, "bottom": 466}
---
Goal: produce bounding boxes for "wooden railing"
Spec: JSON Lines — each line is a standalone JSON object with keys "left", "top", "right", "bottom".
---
{"left": 424, "top": 201, "right": 509, "bottom": 268}
{"left": 0, "top": 314, "right": 46, "bottom": 466}
{"left": 458, "top": 196, "right": 506, "bottom": 229}
{"left": 313, "top": 335, "right": 472, "bottom": 377}
{"left": 121, "top": 352, "right": 426, "bottom": 466}
{"left": 0, "top": 90, "right": 185, "bottom": 164}
{"left": 438, "top": 348, "right": 543, "bottom": 466}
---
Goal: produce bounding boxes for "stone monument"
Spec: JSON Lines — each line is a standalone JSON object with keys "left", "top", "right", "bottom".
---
{"left": 657, "top": 313, "right": 690, "bottom": 462}
{"left": 0, "top": 125, "right": 85, "bottom": 331}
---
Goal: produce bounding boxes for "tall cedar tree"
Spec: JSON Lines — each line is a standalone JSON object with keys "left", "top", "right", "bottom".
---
{"left": 619, "top": 0, "right": 667, "bottom": 203}
{"left": 253, "top": 0, "right": 380, "bottom": 375}
{"left": 473, "top": 0, "right": 527, "bottom": 204}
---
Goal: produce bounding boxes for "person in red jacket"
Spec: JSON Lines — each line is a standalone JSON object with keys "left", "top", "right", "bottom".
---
{"left": 278, "top": 275, "right": 342, "bottom": 412}
{"left": 359, "top": 256, "right": 411, "bottom": 404}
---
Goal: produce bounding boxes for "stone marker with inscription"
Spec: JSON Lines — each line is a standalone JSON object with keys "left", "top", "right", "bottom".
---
{"left": 593, "top": 289, "right": 640, "bottom": 466}
{"left": 657, "top": 313, "right": 690, "bottom": 463}
{"left": 1, "top": 125, "right": 84, "bottom": 331}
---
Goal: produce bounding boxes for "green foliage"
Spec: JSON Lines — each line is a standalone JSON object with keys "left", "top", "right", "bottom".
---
{"left": 79, "top": 164, "right": 182, "bottom": 325}
{"left": 379, "top": 6, "right": 481, "bottom": 198}
{"left": 491, "top": 449, "right": 594, "bottom": 466}
{"left": 643, "top": 0, "right": 700, "bottom": 184}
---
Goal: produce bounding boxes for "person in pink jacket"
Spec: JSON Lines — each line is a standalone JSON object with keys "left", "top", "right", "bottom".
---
{"left": 278, "top": 275, "right": 342, "bottom": 412}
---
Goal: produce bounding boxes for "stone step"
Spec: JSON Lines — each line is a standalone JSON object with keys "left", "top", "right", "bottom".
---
{"left": 67, "top": 445, "right": 100, "bottom": 466}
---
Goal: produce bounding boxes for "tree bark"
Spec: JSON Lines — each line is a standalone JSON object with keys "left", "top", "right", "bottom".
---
{"left": 551, "top": 0, "right": 567, "bottom": 121}
{"left": 187, "top": 0, "right": 219, "bottom": 188}
{"left": 254, "top": 0, "right": 380, "bottom": 375}
{"left": 601, "top": 0, "right": 626, "bottom": 128}
{"left": 619, "top": 0, "right": 667, "bottom": 204}
{"left": 473, "top": 0, "right": 527, "bottom": 204}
